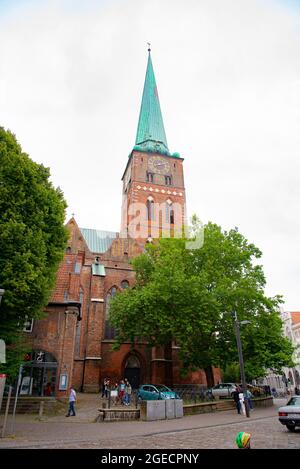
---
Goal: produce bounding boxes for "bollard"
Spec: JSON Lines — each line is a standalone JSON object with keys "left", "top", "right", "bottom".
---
{"left": 1, "top": 386, "right": 12, "bottom": 438}
{"left": 39, "top": 401, "right": 44, "bottom": 420}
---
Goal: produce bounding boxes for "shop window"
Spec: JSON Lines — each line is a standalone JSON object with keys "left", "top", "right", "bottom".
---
{"left": 20, "top": 350, "right": 58, "bottom": 397}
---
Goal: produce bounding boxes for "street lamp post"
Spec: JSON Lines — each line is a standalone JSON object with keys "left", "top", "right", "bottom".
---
{"left": 232, "top": 310, "right": 250, "bottom": 418}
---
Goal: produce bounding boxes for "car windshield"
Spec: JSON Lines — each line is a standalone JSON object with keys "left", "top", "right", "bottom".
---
{"left": 155, "top": 385, "right": 171, "bottom": 392}
{"left": 287, "top": 397, "right": 300, "bottom": 406}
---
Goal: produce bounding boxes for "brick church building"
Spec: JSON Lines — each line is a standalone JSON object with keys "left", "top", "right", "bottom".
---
{"left": 21, "top": 50, "right": 221, "bottom": 398}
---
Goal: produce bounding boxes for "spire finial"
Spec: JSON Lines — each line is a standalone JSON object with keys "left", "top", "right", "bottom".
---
{"left": 147, "top": 42, "right": 151, "bottom": 52}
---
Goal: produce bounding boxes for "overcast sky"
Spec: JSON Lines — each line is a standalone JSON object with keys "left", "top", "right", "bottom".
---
{"left": 0, "top": 0, "right": 299, "bottom": 310}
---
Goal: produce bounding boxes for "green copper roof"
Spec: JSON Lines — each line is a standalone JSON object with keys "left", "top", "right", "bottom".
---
{"left": 134, "top": 52, "right": 170, "bottom": 156}
{"left": 80, "top": 228, "right": 117, "bottom": 253}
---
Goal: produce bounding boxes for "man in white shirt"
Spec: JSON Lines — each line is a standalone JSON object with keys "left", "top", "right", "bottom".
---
{"left": 66, "top": 387, "right": 76, "bottom": 417}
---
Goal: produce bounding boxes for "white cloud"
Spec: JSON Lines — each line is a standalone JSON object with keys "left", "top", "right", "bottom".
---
{"left": 0, "top": 0, "right": 300, "bottom": 309}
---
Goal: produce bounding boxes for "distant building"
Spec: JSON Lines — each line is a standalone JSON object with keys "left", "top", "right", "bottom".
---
{"left": 21, "top": 50, "right": 221, "bottom": 397}
{"left": 256, "top": 310, "right": 300, "bottom": 393}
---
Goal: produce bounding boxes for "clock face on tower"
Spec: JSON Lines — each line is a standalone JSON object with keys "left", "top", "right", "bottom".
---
{"left": 148, "top": 156, "right": 170, "bottom": 174}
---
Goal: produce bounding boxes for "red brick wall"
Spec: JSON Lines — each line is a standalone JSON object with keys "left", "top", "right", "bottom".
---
{"left": 72, "top": 360, "right": 84, "bottom": 390}
{"left": 28, "top": 305, "right": 79, "bottom": 397}
{"left": 100, "top": 342, "right": 151, "bottom": 384}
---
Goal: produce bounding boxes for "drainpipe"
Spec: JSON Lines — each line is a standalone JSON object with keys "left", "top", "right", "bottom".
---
{"left": 81, "top": 267, "right": 93, "bottom": 392}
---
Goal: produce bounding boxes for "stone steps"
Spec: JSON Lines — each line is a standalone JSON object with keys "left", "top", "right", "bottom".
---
{"left": 97, "top": 408, "right": 140, "bottom": 422}
{"left": 0, "top": 397, "right": 61, "bottom": 415}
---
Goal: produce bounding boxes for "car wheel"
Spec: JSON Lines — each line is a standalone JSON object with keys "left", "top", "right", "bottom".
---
{"left": 286, "top": 424, "right": 296, "bottom": 432}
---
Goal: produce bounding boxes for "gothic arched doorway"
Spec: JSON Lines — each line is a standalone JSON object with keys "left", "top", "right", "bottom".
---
{"left": 124, "top": 355, "right": 141, "bottom": 389}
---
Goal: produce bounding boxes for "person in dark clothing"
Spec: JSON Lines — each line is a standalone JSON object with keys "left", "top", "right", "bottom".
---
{"left": 101, "top": 378, "right": 110, "bottom": 398}
{"left": 232, "top": 385, "right": 242, "bottom": 414}
{"left": 101, "top": 378, "right": 107, "bottom": 398}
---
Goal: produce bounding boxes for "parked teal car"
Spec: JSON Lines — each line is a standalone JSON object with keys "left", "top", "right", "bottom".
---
{"left": 137, "top": 384, "right": 179, "bottom": 401}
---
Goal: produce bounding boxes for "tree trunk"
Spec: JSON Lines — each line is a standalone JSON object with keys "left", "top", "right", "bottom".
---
{"left": 204, "top": 366, "right": 215, "bottom": 388}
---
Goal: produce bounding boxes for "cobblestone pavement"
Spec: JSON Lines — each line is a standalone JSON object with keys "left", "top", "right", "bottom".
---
{"left": 0, "top": 399, "right": 299, "bottom": 449}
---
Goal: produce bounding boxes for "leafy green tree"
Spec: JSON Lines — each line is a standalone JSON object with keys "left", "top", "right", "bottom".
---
{"left": 222, "top": 363, "right": 240, "bottom": 383}
{"left": 109, "top": 220, "right": 294, "bottom": 383}
{"left": 0, "top": 127, "right": 68, "bottom": 380}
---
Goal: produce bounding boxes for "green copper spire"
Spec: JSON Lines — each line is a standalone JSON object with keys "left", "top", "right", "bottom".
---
{"left": 134, "top": 49, "right": 170, "bottom": 156}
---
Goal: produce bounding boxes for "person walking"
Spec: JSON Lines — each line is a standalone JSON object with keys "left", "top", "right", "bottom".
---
{"left": 124, "top": 379, "right": 132, "bottom": 406}
{"left": 66, "top": 387, "right": 76, "bottom": 417}
{"left": 118, "top": 380, "right": 126, "bottom": 405}
{"left": 245, "top": 389, "right": 254, "bottom": 410}
{"left": 232, "top": 385, "right": 241, "bottom": 415}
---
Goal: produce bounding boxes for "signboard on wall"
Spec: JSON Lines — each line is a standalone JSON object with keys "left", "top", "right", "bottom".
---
{"left": 59, "top": 374, "right": 68, "bottom": 390}
{"left": 19, "top": 376, "right": 33, "bottom": 395}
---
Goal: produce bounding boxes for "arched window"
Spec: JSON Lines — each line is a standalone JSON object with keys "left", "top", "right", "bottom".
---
{"left": 146, "top": 197, "right": 154, "bottom": 221}
{"left": 121, "top": 280, "right": 129, "bottom": 289}
{"left": 166, "top": 200, "right": 174, "bottom": 224}
{"left": 125, "top": 355, "right": 140, "bottom": 368}
{"left": 170, "top": 208, "right": 174, "bottom": 225}
{"left": 146, "top": 172, "right": 154, "bottom": 183}
{"left": 105, "top": 287, "right": 118, "bottom": 339}
{"left": 165, "top": 175, "right": 172, "bottom": 186}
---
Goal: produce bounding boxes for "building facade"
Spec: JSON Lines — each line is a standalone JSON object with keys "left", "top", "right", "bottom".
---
{"left": 21, "top": 51, "right": 221, "bottom": 398}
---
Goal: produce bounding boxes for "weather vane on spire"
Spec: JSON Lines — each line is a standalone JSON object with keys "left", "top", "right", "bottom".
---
{"left": 147, "top": 42, "right": 151, "bottom": 52}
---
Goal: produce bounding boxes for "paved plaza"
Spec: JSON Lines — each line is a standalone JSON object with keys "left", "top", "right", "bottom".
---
{"left": 0, "top": 397, "right": 299, "bottom": 449}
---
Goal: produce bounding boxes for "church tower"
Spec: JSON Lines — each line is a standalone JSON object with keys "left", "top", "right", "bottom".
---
{"left": 121, "top": 48, "right": 186, "bottom": 242}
